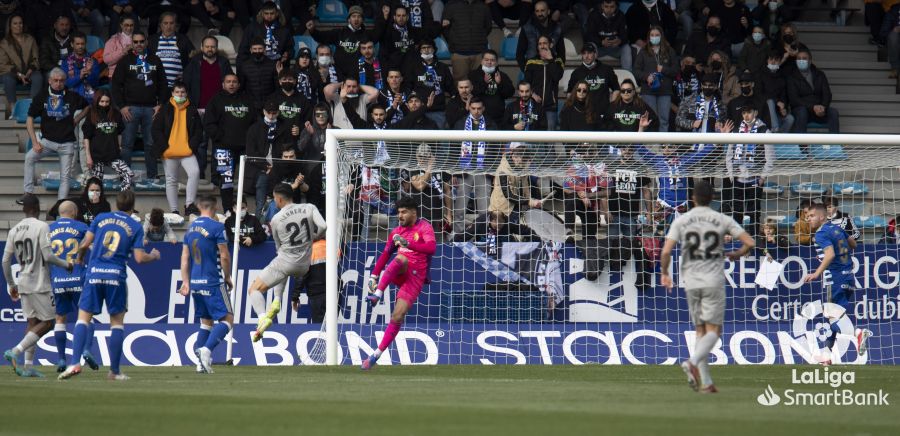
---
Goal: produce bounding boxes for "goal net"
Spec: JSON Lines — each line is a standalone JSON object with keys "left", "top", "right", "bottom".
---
{"left": 237, "top": 132, "right": 900, "bottom": 366}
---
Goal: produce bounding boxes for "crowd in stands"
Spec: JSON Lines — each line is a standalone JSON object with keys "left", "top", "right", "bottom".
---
{"left": 1, "top": 0, "right": 898, "bottom": 270}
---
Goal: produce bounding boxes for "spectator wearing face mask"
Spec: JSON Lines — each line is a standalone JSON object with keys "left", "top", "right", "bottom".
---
{"left": 738, "top": 26, "right": 772, "bottom": 76}
{"left": 751, "top": 0, "right": 792, "bottom": 40}
{"left": 404, "top": 39, "right": 454, "bottom": 127}
{"left": 758, "top": 50, "right": 793, "bottom": 133}
{"left": 265, "top": 68, "right": 308, "bottom": 136}
{"left": 314, "top": 45, "right": 342, "bottom": 92}
{"left": 727, "top": 71, "right": 770, "bottom": 127}
{"left": 224, "top": 196, "right": 267, "bottom": 246}
{"left": 774, "top": 23, "right": 809, "bottom": 73}
{"left": 705, "top": 49, "right": 741, "bottom": 104}
{"left": 308, "top": 5, "right": 370, "bottom": 80}
{"left": 671, "top": 55, "right": 700, "bottom": 122}
{"left": 634, "top": 25, "right": 677, "bottom": 132}
{"left": 675, "top": 73, "right": 727, "bottom": 134}
{"left": 245, "top": 101, "right": 294, "bottom": 216}
{"left": 684, "top": 15, "right": 730, "bottom": 71}
{"left": 626, "top": 0, "right": 678, "bottom": 50}
{"left": 786, "top": 49, "right": 839, "bottom": 134}
{"left": 470, "top": 49, "right": 514, "bottom": 125}
{"left": 294, "top": 47, "right": 321, "bottom": 104}
{"left": 237, "top": 37, "right": 277, "bottom": 104}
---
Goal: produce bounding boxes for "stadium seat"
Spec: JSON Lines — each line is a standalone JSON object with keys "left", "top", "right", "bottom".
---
{"left": 807, "top": 121, "right": 828, "bottom": 130}
{"left": 317, "top": 0, "right": 349, "bottom": 24}
{"left": 620, "top": 1, "right": 632, "bottom": 14}
{"left": 501, "top": 36, "right": 517, "bottom": 61}
{"left": 614, "top": 68, "right": 637, "bottom": 89}
{"left": 13, "top": 99, "right": 31, "bottom": 123}
{"left": 42, "top": 177, "right": 81, "bottom": 192}
{"left": 773, "top": 144, "right": 806, "bottom": 160}
{"left": 854, "top": 215, "right": 887, "bottom": 230}
{"left": 809, "top": 144, "right": 847, "bottom": 160}
{"left": 790, "top": 182, "right": 827, "bottom": 195}
{"left": 435, "top": 37, "right": 451, "bottom": 60}
{"left": 293, "top": 35, "right": 318, "bottom": 57}
{"left": 86, "top": 35, "right": 103, "bottom": 55}
{"left": 214, "top": 35, "right": 237, "bottom": 61}
{"left": 563, "top": 37, "right": 577, "bottom": 60}
{"left": 761, "top": 181, "right": 784, "bottom": 195}
{"left": 831, "top": 182, "right": 869, "bottom": 196}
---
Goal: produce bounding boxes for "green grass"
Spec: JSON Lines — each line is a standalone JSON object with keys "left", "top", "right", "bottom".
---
{"left": 1, "top": 365, "right": 898, "bottom": 436}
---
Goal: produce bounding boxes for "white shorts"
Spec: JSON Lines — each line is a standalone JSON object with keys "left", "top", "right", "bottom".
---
{"left": 21, "top": 292, "right": 56, "bottom": 321}
{"left": 685, "top": 287, "right": 726, "bottom": 326}
{"left": 258, "top": 257, "right": 309, "bottom": 290}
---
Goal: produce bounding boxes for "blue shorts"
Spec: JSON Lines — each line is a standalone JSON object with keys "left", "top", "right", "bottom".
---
{"left": 191, "top": 285, "right": 232, "bottom": 321}
{"left": 827, "top": 271, "right": 854, "bottom": 311}
{"left": 80, "top": 278, "right": 128, "bottom": 315}
{"left": 53, "top": 291, "right": 81, "bottom": 316}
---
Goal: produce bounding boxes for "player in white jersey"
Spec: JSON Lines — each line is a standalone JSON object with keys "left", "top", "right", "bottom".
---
{"left": 2, "top": 194, "right": 72, "bottom": 377}
{"left": 248, "top": 184, "right": 326, "bottom": 342}
{"left": 660, "top": 180, "right": 755, "bottom": 393}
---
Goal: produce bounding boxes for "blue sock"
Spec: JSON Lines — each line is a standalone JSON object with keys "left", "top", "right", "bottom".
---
{"left": 54, "top": 325, "right": 67, "bottom": 362}
{"left": 109, "top": 326, "right": 124, "bottom": 375}
{"left": 196, "top": 324, "right": 212, "bottom": 350}
{"left": 84, "top": 322, "right": 95, "bottom": 353}
{"left": 203, "top": 322, "right": 232, "bottom": 352}
{"left": 70, "top": 321, "right": 88, "bottom": 366}
{"left": 826, "top": 321, "right": 841, "bottom": 350}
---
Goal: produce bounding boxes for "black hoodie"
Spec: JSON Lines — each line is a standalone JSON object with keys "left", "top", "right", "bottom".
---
{"left": 203, "top": 89, "right": 256, "bottom": 150}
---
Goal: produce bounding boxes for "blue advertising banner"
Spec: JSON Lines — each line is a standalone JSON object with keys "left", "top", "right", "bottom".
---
{"left": 1, "top": 241, "right": 898, "bottom": 365}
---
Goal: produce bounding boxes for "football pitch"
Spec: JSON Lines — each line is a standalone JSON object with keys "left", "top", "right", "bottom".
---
{"left": 1, "top": 365, "right": 897, "bottom": 436}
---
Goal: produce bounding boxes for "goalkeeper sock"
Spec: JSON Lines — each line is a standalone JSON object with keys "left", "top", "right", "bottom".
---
{"left": 378, "top": 320, "right": 403, "bottom": 352}
{"left": 690, "top": 332, "right": 719, "bottom": 366}
{"left": 109, "top": 326, "right": 124, "bottom": 375}
{"left": 54, "top": 323, "right": 67, "bottom": 362}
{"left": 196, "top": 324, "right": 212, "bottom": 350}
{"left": 697, "top": 355, "right": 713, "bottom": 386}
{"left": 377, "top": 260, "right": 405, "bottom": 292}
{"left": 70, "top": 321, "right": 88, "bottom": 366}
{"left": 204, "top": 322, "right": 232, "bottom": 352}
{"left": 23, "top": 345, "right": 34, "bottom": 369}
{"left": 249, "top": 291, "right": 267, "bottom": 319}
{"left": 14, "top": 331, "right": 40, "bottom": 355}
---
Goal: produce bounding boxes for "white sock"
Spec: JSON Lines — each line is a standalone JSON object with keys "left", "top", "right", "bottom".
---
{"left": 372, "top": 348, "right": 382, "bottom": 359}
{"left": 54, "top": 323, "right": 66, "bottom": 333}
{"left": 23, "top": 345, "right": 35, "bottom": 368}
{"left": 698, "top": 355, "right": 713, "bottom": 386}
{"left": 14, "top": 331, "right": 40, "bottom": 355}
{"left": 249, "top": 291, "right": 267, "bottom": 318}
{"left": 690, "top": 332, "right": 719, "bottom": 366}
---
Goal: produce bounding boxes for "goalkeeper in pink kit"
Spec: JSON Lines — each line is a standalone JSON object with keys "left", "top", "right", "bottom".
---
{"left": 362, "top": 196, "right": 436, "bottom": 370}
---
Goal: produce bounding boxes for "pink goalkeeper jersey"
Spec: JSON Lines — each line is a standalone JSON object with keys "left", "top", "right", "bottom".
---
{"left": 373, "top": 219, "right": 436, "bottom": 278}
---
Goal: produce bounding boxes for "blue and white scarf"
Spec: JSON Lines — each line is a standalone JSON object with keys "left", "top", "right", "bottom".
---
{"left": 385, "top": 89, "right": 406, "bottom": 124}
{"left": 46, "top": 88, "right": 68, "bottom": 120}
{"left": 264, "top": 23, "right": 279, "bottom": 60}
{"left": 296, "top": 70, "right": 313, "bottom": 100}
{"left": 424, "top": 63, "right": 442, "bottom": 95}
{"left": 359, "top": 56, "right": 382, "bottom": 90}
{"left": 461, "top": 115, "right": 486, "bottom": 169}
{"left": 394, "top": 23, "right": 410, "bottom": 50}
{"left": 402, "top": 0, "right": 424, "bottom": 28}
{"left": 135, "top": 53, "right": 152, "bottom": 86}
{"left": 373, "top": 122, "right": 390, "bottom": 165}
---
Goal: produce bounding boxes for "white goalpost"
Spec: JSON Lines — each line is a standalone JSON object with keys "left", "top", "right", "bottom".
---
{"left": 228, "top": 130, "right": 900, "bottom": 367}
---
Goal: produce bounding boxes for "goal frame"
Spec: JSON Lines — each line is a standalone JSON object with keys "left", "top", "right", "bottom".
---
{"left": 234, "top": 130, "right": 900, "bottom": 365}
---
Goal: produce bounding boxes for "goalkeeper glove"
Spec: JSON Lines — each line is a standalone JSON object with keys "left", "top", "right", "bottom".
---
{"left": 393, "top": 234, "right": 408, "bottom": 248}
{"left": 367, "top": 274, "right": 379, "bottom": 293}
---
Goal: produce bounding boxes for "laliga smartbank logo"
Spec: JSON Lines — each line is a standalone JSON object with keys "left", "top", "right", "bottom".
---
{"left": 757, "top": 368, "right": 890, "bottom": 407}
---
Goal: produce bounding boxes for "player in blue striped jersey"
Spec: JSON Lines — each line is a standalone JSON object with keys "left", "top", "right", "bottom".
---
{"left": 48, "top": 201, "right": 99, "bottom": 373}
{"left": 59, "top": 191, "right": 161, "bottom": 381}
{"left": 179, "top": 195, "right": 233, "bottom": 374}
{"left": 804, "top": 203, "right": 872, "bottom": 362}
